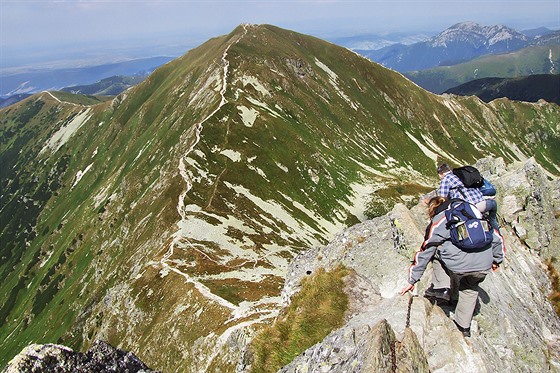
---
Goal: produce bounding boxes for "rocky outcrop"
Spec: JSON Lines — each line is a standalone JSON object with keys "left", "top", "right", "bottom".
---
{"left": 276, "top": 157, "right": 560, "bottom": 372}
{"left": 489, "top": 157, "right": 560, "bottom": 260}
{"left": 2, "top": 340, "right": 157, "bottom": 373}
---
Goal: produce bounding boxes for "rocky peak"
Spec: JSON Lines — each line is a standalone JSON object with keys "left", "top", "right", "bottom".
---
{"left": 430, "top": 21, "right": 528, "bottom": 48}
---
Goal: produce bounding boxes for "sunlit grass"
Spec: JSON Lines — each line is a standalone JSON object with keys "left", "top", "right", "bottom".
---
{"left": 545, "top": 257, "right": 560, "bottom": 316}
{"left": 249, "top": 265, "right": 350, "bottom": 373}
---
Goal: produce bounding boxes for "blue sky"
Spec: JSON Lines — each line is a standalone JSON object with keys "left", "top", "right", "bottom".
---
{"left": 1, "top": 0, "right": 559, "bottom": 68}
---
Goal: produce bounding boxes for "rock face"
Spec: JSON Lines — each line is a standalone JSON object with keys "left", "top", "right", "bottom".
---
{"left": 276, "top": 157, "right": 560, "bottom": 373}
{"left": 2, "top": 340, "right": 157, "bottom": 373}
{"left": 277, "top": 319, "right": 430, "bottom": 373}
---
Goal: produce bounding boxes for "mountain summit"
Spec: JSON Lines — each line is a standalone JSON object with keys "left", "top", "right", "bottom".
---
{"left": 429, "top": 21, "right": 529, "bottom": 49}
{"left": 1, "top": 24, "right": 559, "bottom": 371}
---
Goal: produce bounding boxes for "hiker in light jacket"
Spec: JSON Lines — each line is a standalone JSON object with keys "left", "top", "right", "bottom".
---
{"left": 400, "top": 196, "right": 506, "bottom": 337}
{"left": 422, "top": 196, "right": 453, "bottom": 303}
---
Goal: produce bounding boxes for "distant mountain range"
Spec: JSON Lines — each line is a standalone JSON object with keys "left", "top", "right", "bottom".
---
{"left": 445, "top": 74, "right": 560, "bottom": 105}
{"left": 522, "top": 26, "right": 558, "bottom": 38}
{"left": 359, "top": 22, "right": 558, "bottom": 72}
{"left": 0, "top": 94, "right": 32, "bottom": 109}
{"left": 2, "top": 22, "right": 557, "bottom": 109}
{"left": 0, "top": 75, "right": 147, "bottom": 109}
{"left": 404, "top": 44, "right": 560, "bottom": 93}
{"left": 327, "top": 31, "right": 432, "bottom": 51}
{"left": 0, "top": 56, "right": 173, "bottom": 97}
{"left": 60, "top": 75, "right": 148, "bottom": 96}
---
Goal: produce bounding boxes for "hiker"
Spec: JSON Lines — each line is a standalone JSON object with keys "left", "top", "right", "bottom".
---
{"left": 400, "top": 196, "right": 505, "bottom": 337}
{"left": 422, "top": 196, "right": 453, "bottom": 303}
{"left": 436, "top": 163, "right": 499, "bottom": 231}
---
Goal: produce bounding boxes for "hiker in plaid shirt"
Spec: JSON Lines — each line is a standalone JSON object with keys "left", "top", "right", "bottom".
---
{"left": 437, "top": 164, "right": 484, "bottom": 205}
{"left": 436, "top": 163, "right": 499, "bottom": 231}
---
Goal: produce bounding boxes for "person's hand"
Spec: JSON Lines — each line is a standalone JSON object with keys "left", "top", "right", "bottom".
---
{"left": 492, "top": 263, "right": 500, "bottom": 272}
{"left": 400, "top": 283, "right": 414, "bottom": 295}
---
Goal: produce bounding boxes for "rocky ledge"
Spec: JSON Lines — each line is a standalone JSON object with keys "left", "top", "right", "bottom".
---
{"left": 2, "top": 340, "right": 158, "bottom": 373}
{"left": 271, "top": 157, "right": 560, "bottom": 372}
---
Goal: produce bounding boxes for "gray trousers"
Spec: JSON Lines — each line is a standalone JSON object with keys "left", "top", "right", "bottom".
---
{"left": 452, "top": 271, "right": 489, "bottom": 329}
{"left": 431, "top": 258, "right": 451, "bottom": 289}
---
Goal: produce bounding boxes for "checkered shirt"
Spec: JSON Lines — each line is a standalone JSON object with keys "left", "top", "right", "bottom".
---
{"left": 437, "top": 172, "right": 484, "bottom": 205}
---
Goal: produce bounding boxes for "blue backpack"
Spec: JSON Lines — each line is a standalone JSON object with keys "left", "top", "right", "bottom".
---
{"left": 479, "top": 178, "right": 496, "bottom": 196}
{"left": 445, "top": 199, "right": 493, "bottom": 251}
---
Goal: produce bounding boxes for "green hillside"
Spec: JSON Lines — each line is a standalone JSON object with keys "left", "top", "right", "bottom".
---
{"left": 1, "top": 24, "right": 559, "bottom": 371}
{"left": 445, "top": 74, "right": 560, "bottom": 104}
{"left": 406, "top": 45, "right": 560, "bottom": 93}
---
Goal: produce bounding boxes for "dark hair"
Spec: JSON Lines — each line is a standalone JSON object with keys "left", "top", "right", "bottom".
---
{"left": 428, "top": 196, "right": 447, "bottom": 218}
{"left": 437, "top": 163, "right": 451, "bottom": 175}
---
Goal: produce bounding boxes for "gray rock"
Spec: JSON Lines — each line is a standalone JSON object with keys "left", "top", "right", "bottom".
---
{"left": 279, "top": 319, "right": 430, "bottom": 373}
{"left": 2, "top": 340, "right": 158, "bottom": 373}
{"left": 485, "top": 157, "right": 560, "bottom": 259}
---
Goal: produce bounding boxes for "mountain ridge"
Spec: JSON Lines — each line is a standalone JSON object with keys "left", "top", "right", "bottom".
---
{"left": 404, "top": 44, "right": 560, "bottom": 93}
{"left": 361, "top": 21, "right": 550, "bottom": 72}
{"left": 4, "top": 157, "right": 560, "bottom": 372}
{"left": 1, "top": 24, "right": 559, "bottom": 371}
{"left": 444, "top": 74, "right": 560, "bottom": 105}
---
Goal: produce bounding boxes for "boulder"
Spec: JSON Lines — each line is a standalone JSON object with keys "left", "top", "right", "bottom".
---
{"left": 2, "top": 340, "right": 158, "bottom": 373}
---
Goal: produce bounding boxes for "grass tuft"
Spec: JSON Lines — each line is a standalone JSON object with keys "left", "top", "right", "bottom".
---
{"left": 249, "top": 265, "right": 350, "bottom": 373}
{"left": 545, "top": 257, "right": 560, "bottom": 316}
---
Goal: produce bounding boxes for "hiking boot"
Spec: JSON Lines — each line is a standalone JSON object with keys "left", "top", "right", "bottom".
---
{"left": 424, "top": 286, "right": 451, "bottom": 302}
{"left": 454, "top": 320, "right": 471, "bottom": 337}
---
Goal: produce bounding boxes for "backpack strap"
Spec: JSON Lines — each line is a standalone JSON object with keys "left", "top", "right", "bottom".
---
{"left": 448, "top": 198, "right": 465, "bottom": 207}
{"left": 450, "top": 185, "right": 467, "bottom": 199}
{"left": 459, "top": 206, "right": 475, "bottom": 220}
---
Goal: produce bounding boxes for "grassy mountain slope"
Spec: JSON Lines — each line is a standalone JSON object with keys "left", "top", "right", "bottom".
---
{"left": 1, "top": 24, "right": 559, "bottom": 371}
{"left": 406, "top": 45, "right": 560, "bottom": 93}
{"left": 445, "top": 74, "right": 560, "bottom": 104}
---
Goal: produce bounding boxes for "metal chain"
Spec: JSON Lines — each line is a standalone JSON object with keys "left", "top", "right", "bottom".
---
{"left": 406, "top": 295, "right": 414, "bottom": 329}
{"left": 391, "top": 340, "right": 397, "bottom": 373}
{"left": 391, "top": 295, "right": 415, "bottom": 373}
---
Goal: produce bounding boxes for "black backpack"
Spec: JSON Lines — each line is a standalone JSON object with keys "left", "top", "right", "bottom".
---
{"left": 453, "top": 166, "right": 484, "bottom": 188}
